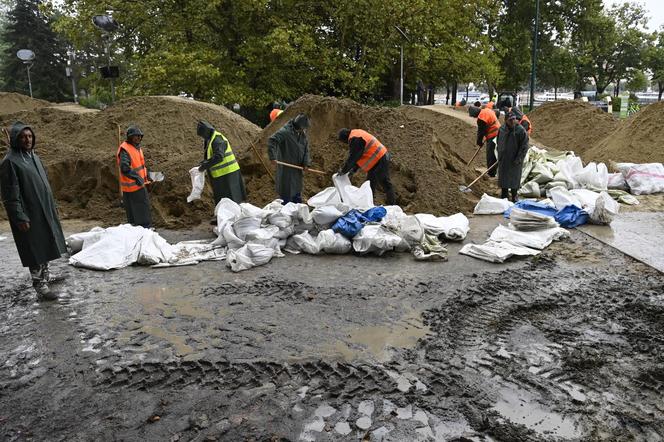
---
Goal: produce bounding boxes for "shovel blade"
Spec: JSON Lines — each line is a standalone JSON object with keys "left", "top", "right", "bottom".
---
{"left": 458, "top": 185, "right": 472, "bottom": 193}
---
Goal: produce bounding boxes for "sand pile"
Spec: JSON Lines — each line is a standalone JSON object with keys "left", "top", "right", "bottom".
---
{"left": 239, "top": 95, "right": 489, "bottom": 215}
{"left": 0, "top": 92, "right": 50, "bottom": 114}
{"left": 584, "top": 101, "right": 664, "bottom": 164}
{"left": 0, "top": 96, "right": 260, "bottom": 227}
{"left": 528, "top": 100, "right": 618, "bottom": 154}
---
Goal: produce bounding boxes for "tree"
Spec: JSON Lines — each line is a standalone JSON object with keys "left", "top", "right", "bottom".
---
{"left": 538, "top": 44, "right": 576, "bottom": 99}
{"left": 646, "top": 31, "right": 664, "bottom": 101}
{"left": 625, "top": 70, "right": 648, "bottom": 92}
{"left": 1, "top": 0, "right": 71, "bottom": 101}
{"left": 569, "top": 1, "right": 649, "bottom": 96}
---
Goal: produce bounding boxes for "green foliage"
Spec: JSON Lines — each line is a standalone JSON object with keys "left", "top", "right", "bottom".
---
{"left": 645, "top": 31, "right": 664, "bottom": 100}
{"left": 625, "top": 70, "right": 648, "bottom": 92}
{"left": 0, "top": 0, "right": 71, "bottom": 101}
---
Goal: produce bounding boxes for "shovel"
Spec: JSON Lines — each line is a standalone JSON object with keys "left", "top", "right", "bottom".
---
{"left": 275, "top": 160, "right": 326, "bottom": 175}
{"left": 466, "top": 144, "right": 483, "bottom": 166}
{"left": 459, "top": 161, "right": 499, "bottom": 193}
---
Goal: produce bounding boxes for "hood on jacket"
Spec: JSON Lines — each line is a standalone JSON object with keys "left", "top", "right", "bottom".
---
{"left": 9, "top": 121, "right": 35, "bottom": 151}
{"left": 197, "top": 120, "right": 215, "bottom": 140}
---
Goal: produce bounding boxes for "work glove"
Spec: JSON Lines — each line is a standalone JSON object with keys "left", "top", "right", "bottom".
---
{"left": 477, "top": 141, "right": 484, "bottom": 148}
{"left": 198, "top": 162, "right": 207, "bottom": 172}
{"left": 135, "top": 177, "right": 144, "bottom": 187}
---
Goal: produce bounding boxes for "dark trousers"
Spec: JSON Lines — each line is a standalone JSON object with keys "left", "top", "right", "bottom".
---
{"left": 486, "top": 138, "right": 497, "bottom": 177}
{"left": 123, "top": 188, "right": 152, "bottom": 228}
{"left": 367, "top": 156, "right": 397, "bottom": 205}
{"left": 280, "top": 193, "right": 302, "bottom": 205}
{"left": 501, "top": 188, "right": 518, "bottom": 202}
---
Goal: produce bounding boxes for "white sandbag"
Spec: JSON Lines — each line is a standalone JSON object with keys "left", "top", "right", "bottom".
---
{"left": 267, "top": 210, "right": 292, "bottom": 228}
{"left": 226, "top": 243, "right": 275, "bottom": 272}
{"left": 518, "top": 181, "right": 541, "bottom": 198}
{"left": 280, "top": 202, "right": 314, "bottom": 224}
{"left": 548, "top": 186, "right": 582, "bottom": 210}
{"left": 69, "top": 225, "right": 174, "bottom": 270}
{"left": 352, "top": 225, "right": 403, "bottom": 255}
{"left": 157, "top": 241, "right": 226, "bottom": 266}
{"left": 488, "top": 224, "right": 568, "bottom": 250}
{"left": 66, "top": 227, "right": 105, "bottom": 253}
{"left": 291, "top": 231, "right": 321, "bottom": 255}
{"left": 233, "top": 216, "right": 262, "bottom": 241}
{"left": 473, "top": 193, "right": 514, "bottom": 215}
{"left": 222, "top": 222, "right": 245, "bottom": 249}
{"left": 620, "top": 163, "right": 664, "bottom": 195}
{"left": 333, "top": 173, "right": 374, "bottom": 209}
{"left": 590, "top": 191, "right": 620, "bottom": 225}
{"left": 607, "top": 173, "right": 628, "bottom": 191}
{"left": 245, "top": 225, "right": 279, "bottom": 242}
{"left": 569, "top": 188, "right": 601, "bottom": 215}
{"left": 530, "top": 162, "right": 554, "bottom": 184}
{"left": 460, "top": 240, "right": 540, "bottom": 263}
{"left": 316, "top": 229, "right": 352, "bottom": 254}
{"left": 186, "top": 167, "right": 206, "bottom": 203}
{"left": 553, "top": 155, "right": 583, "bottom": 188}
{"left": 240, "top": 203, "right": 268, "bottom": 219}
{"left": 574, "top": 162, "right": 608, "bottom": 191}
{"left": 381, "top": 205, "right": 407, "bottom": 227}
{"left": 214, "top": 198, "right": 242, "bottom": 234}
{"left": 308, "top": 187, "right": 341, "bottom": 207}
{"left": 414, "top": 213, "right": 470, "bottom": 241}
{"left": 311, "top": 204, "right": 349, "bottom": 226}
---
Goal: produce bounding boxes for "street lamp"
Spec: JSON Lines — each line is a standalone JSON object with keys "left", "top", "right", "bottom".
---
{"left": 66, "top": 48, "right": 78, "bottom": 103}
{"left": 395, "top": 26, "right": 410, "bottom": 106}
{"left": 529, "top": 0, "right": 540, "bottom": 110}
{"left": 92, "top": 14, "right": 119, "bottom": 103}
{"left": 16, "top": 49, "right": 35, "bottom": 98}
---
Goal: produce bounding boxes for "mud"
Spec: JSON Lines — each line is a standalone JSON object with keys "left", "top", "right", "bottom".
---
{"left": 1, "top": 219, "right": 663, "bottom": 441}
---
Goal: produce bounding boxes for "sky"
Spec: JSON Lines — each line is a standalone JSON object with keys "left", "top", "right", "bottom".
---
{"left": 618, "top": 0, "right": 664, "bottom": 31}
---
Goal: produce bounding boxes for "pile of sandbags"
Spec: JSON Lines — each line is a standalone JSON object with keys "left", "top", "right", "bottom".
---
{"left": 518, "top": 146, "right": 609, "bottom": 198}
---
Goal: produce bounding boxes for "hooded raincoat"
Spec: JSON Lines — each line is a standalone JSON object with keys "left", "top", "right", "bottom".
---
{"left": 267, "top": 119, "right": 311, "bottom": 200}
{"left": 0, "top": 122, "right": 66, "bottom": 268}
{"left": 496, "top": 122, "right": 529, "bottom": 189}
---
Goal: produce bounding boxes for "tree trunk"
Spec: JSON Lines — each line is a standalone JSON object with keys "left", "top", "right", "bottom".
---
{"left": 659, "top": 81, "right": 663, "bottom": 101}
{"left": 445, "top": 84, "right": 450, "bottom": 105}
{"left": 451, "top": 81, "right": 458, "bottom": 105}
{"left": 614, "top": 80, "right": 620, "bottom": 97}
{"left": 554, "top": 85, "right": 558, "bottom": 100}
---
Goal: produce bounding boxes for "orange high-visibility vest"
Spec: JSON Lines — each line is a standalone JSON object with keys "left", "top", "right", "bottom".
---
{"left": 116, "top": 141, "right": 148, "bottom": 193}
{"left": 269, "top": 109, "right": 283, "bottom": 122}
{"left": 478, "top": 108, "right": 500, "bottom": 141}
{"left": 349, "top": 129, "right": 388, "bottom": 173}
{"left": 520, "top": 114, "right": 532, "bottom": 135}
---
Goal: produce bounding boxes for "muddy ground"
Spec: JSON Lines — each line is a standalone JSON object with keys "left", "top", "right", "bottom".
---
{"left": 1, "top": 217, "right": 663, "bottom": 441}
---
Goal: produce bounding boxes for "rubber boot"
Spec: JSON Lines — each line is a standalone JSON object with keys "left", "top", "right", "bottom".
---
{"left": 30, "top": 265, "right": 58, "bottom": 301}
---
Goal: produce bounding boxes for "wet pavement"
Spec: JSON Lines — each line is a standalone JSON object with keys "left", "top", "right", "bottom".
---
{"left": 1, "top": 216, "right": 663, "bottom": 441}
{"left": 579, "top": 212, "right": 664, "bottom": 273}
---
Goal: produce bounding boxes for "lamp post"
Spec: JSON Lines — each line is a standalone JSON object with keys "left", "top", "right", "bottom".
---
{"left": 92, "top": 15, "right": 119, "bottom": 103}
{"left": 395, "top": 26, "right": 410, "bottom": 105}
{"left": 529, "top": 0, "right": 540, "bottom": 110}
{"left": 16, "top": 49, "right": 35, "bottom": 98}
{"left": 66, "top": 48, "right": 78, "bottom": 103}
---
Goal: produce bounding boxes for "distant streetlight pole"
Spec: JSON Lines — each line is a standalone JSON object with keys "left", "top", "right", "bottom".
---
{"left": 395, "top": 25, "right": 410, "bottom": 105}
{"left": 529, "top": 0, "right": 540, "bottom": 110}
{"left": 16, "top": 49, "right": 35, "bottom": 98}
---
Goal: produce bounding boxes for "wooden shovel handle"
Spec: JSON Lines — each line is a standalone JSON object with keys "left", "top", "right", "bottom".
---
{"left": 275, "top": 160, "right": 326, "bottom": 175}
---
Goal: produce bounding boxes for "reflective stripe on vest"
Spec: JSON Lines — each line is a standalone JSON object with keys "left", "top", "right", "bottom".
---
{"left": 116, "top": 141, "right": 147, "bottom": 193}
{"left": 350, "top": 129, "right": 388, "bottom": 173}
{"left": 478, "top": 108, "right": 500, "bottom": 140}
{"left": 269, "top": 109, "right": 283, "bottom": 122}
{"left": 207, "top": 131, "right": 240, "bottom": 178}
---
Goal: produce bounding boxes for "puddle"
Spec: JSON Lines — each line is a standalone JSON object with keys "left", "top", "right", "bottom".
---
{"left": 135, "top": 285, "right": 213, "bottom": 319}
{"left": 331, "top": 307, "right": 430, "bottom": 362}
{"left": 493, "top": 384, "right": 582, "bottom": 439}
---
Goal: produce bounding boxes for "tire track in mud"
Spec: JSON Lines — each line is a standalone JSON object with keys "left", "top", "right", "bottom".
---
{"left": 419, "top": 263, "right": 664, "bottom": 440}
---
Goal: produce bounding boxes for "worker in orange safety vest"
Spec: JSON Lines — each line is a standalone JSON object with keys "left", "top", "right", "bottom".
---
{"left": 469, "top": 106, "right": 501, "bottom": 177}
{"left": 116, "top": 126, "right": 152, "bottom": 228}
{"left": 337, "top": 128, "right": 396, "bottom": 205}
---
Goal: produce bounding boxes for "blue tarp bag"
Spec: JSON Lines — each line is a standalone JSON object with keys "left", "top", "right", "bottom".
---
{"left": 504, "top": 200, "right": 557, "bottom": 218}
{"left": 332, "top": 206, "right": 386, "bottom": 239}
{"left": 554, "top": 205, "right": 589, "bottom": 228}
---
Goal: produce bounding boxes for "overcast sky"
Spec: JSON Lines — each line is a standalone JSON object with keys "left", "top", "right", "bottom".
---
{"left": 617, "top": 0, "right": 664, "bottom": 31}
